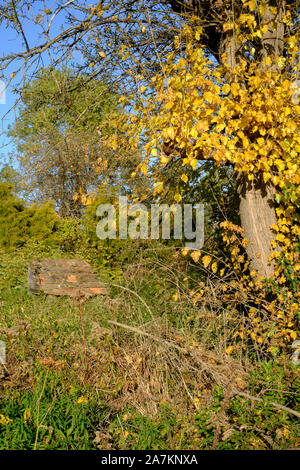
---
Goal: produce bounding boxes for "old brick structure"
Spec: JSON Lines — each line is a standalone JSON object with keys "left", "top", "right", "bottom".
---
{"left": 28, "top": 259, "right": 107, "bottom": 297}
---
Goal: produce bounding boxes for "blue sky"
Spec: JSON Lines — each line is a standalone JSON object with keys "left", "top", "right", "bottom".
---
{"left": 0, "top": 3, "right": 73, "bottom": 169}
{"left": 0, "top": 22, "right": 23, "bottom": 166}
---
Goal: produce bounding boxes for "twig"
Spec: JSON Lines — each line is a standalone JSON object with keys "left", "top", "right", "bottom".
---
{"left": 107, "top": 319, "right": 223, "bottom": 380}
{"left": 108, "top": 319, "right": 185, "bottom": 352}
{"left": 77, "top": 294, "right": 88, "bottom": 382}
{"left": 108, "top": 320, "right": 300, "bottom": 420}
{"left": 110, "top": 283, "right": 155, "bottom": 320}
{"left": 233, "top": 390, "right": 300, "bottom": 420}
{"left": 33, "top": 371, "right": 48, "bottom": 450}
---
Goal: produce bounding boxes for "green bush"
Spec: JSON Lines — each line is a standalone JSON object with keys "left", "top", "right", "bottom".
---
{"left": 0, "top": 181, "right": 59, "bottom": 248}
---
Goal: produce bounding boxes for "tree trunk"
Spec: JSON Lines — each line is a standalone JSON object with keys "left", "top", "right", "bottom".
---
{"left": 238, "top": 175, "right": 277, "bottom": 278}
{"left": 219, "top": 1, "right": 284, "bottom": 278}
{"left": 169, "top": 0, "right": 285, "bottom": 278}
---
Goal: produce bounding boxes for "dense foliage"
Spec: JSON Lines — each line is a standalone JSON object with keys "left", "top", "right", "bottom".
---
{"left": 0, "top": 0, "right": 299, "bottom": 452}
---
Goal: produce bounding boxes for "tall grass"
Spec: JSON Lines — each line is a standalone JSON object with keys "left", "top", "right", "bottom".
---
{"left": 0, "top": 246, "right": 299, "bottom": 449}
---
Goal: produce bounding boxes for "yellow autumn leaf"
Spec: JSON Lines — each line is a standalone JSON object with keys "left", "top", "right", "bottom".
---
{"left": 160, "top": 155, "right": 169, "bottom": 165}
{"left": 226, "top": 346, "right": 233, "bottom": 355}
{"left": 190, "top": 127, "right": 198, "bottom": 139}
{"left": 141, "top": 163, "right": 148, "bottom": 175}
{"left": 276, "top": 233, "right": 286, "bottom": 242}
{"left": 222, "top": 83, "right": 231, "bottom": 94}
{"left": 181, "top": 174, "right": 188, "bottom": 183}
{"left": 231, "top": 82, "right": 240, "bottom": 96}
{"left": 196, "top": 120, "right": 209, "bottom": 132}
{"left": 191, "top": 250, "right": 201, "bottom": 263}
{"left": 223, "top": 22, "right": 233, "bottom": 32}
{"left": 277, "top": 56, "right": 286, "bottom": 69}
{"left": 261, "top": 24, "right": 269, "bottom": 35}
{"left": 195, "top": 29, "right": 201, "bottom": 40}
{"left": 249, "top": 0, "right": 256, "bottom": 11}
{"left": 77, "top": 395, "right": 89, "bottom": 404}
{"left": 202, "top": 255, "right": 212, "bottom": 268}
{"left": 181, "top": 247, "right": 189, "bottom": 257}
{"left": 211, "top": 262, "right": 218, "bottom": 273}
{"left": 166, "top": 127, "right": 175, "bottom": 140}
{"left": 290, "top": 331, "right": 297, "bottom": 341}
{"left": 155, "top": 181, "right": 164, "bottom": 193}
{"left": 203, "top": 91, "right": 214, "bottom": 103}
{"left": 190, "top": 158, "right": 197, "bottom": 170}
